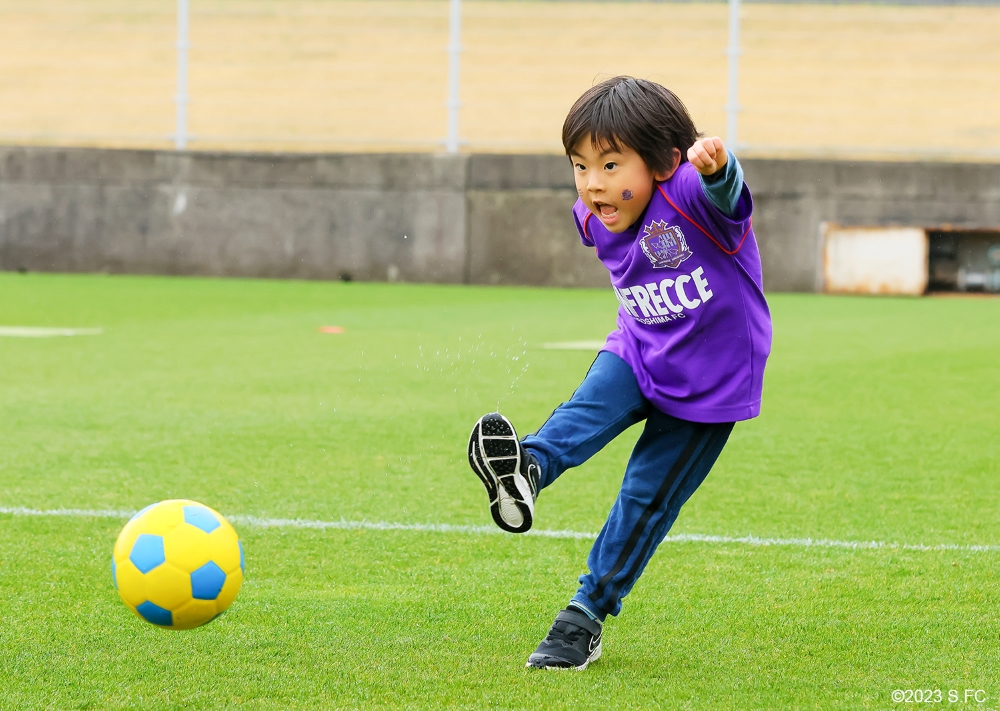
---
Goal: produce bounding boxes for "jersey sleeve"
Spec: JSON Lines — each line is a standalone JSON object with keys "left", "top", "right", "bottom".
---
{"left": 673, "top": 161, "right": 753, "bottom": 254}
{"left": 572, "top": 199, "right": 596, "bottom": 247}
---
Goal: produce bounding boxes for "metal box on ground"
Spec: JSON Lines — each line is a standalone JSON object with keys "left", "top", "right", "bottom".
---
{"left": 822, "top": 226, "right": 928, "bottom": 295}
{"left": 823, "top": 226, "right": 1000, "bottom": 296}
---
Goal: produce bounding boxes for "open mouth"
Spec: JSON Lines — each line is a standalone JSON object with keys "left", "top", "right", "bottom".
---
{"left": 595, "top": 202, "right": 619, "bottom": 221}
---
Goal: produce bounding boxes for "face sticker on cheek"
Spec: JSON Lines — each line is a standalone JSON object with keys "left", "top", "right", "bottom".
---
{"left": 621, "top": 189, "right": 633, "bottom": 200}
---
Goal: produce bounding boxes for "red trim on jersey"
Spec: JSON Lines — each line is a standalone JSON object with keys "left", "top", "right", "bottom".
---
{"left": 656, "top": 184, "right": 752, "bottom": 256}
{"left": 581, "top": 211, "right": 599, "bottom": 256}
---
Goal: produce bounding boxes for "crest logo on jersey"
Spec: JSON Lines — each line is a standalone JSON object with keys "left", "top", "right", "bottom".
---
{"left": 639, "top": 221, "right": 692, "bottom": 269}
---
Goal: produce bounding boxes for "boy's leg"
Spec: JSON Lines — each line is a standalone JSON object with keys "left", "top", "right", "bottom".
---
{"left": 467, "top": 351, "right": 647, "bottom": 535}
{"left": 521, "top": 351, "right": 648, "bottom": 490}
{"left": 572, "top": 411, "right": 735, "bottom": 620}
{"left": 526, "top": 412, "right": 732, "bottom": 669}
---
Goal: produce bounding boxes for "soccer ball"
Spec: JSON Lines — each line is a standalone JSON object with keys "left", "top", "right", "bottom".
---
{"left": 112, "top": 499, "right": 244, "bottom": 630}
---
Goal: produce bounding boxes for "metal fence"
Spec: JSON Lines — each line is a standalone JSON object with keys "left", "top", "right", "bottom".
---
{"left": 2, "top": 0, "right": 999, "bottom": 160}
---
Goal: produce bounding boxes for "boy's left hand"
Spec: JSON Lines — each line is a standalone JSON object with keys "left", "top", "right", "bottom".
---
{"left": 687, "top": 137, "right": 728, "bottom": 176}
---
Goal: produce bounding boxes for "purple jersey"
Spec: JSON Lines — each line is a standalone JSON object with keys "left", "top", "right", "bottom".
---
{"left": 573, "top": 162, "right": 772, "bottom": 423}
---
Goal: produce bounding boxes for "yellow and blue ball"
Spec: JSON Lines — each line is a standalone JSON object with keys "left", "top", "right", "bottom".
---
{"left": 112, "top": 499, "right": 244, "bottom": 630}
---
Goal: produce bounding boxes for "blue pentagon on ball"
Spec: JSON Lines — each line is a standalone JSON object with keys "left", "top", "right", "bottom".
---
{"left": 183, "top": 505, "right": 221, "bottom": 533}
{"left": 129, "top": 533, "right": 166, "bottom": 573}
{"left": 190, "top": 561, "right": 226, "bottom": 600}
{"left": 136, "top": 600, "right": 173, "bottom": 627}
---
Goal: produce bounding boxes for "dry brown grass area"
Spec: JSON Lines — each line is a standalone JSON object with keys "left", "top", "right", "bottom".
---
{"left": 1, "top": 0, "right": 998, "bottom": 158}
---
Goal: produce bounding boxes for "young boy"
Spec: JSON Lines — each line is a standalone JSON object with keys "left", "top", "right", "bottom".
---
{"left": 467, "top": 76, "right": 771, "bottom": 670}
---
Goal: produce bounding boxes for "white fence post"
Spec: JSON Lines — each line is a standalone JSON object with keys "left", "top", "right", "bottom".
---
{"left": 725, "top": 0, "right": 741, "bottom": 148}
{"left": 445, "top": 0, "right": 462, "bottom": 153}
{"left": 175, "top": 0, "right": 190, "bottom": 150}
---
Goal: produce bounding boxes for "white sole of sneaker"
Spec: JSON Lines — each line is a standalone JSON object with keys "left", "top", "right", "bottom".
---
{"left": 526, "top": 643, "right": 602, "bottom": 671}
{"left": 467, "top": 413, "right": 534, "bottom": 534}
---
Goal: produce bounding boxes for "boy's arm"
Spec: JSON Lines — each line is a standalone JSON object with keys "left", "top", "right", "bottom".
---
{"left": 699, "top": 150, "right": 742, "bottom": 217}
{"left": 687, "top": 137, "right": 744, "bottom": 218}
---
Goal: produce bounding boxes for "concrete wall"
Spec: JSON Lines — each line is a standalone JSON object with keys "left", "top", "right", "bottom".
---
{"left": 2, "top": 146, "right": 998, "bottom": 292}
{"left": 744, "top": 159, "right": 1000, "bottom": 291}
{"left": 0, "top": 148, "right": 468, "bottom": 284}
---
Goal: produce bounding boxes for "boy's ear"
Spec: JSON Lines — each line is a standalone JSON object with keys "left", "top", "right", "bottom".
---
{"left": 653, "top": 148, "right": 682, "bottom": 181}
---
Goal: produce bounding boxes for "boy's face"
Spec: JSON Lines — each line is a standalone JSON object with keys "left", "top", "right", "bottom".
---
{"left": 570, "top": 136, "right": 677, "bottom": 233}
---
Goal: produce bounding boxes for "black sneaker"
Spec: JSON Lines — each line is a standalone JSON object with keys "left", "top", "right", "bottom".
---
{"left": 526, "top": 607, "right": 603, "bottom": 670}
{"left": 467, "top": 412, "right": 540, "bottom": 533}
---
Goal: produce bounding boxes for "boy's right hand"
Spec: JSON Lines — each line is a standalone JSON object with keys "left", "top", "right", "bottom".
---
{"left": 687, "top": 137, "right": 728, "bottom": 177}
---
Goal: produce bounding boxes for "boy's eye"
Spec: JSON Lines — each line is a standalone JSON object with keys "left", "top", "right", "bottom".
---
{"left": 604, "top": 162, "right": 617, "bottom": 170}
{"left": 574, "top": 163, "right": 586, "bottom": 171}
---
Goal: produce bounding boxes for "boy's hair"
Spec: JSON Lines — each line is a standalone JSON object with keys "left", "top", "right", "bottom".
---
{"left": 562, "top": 76, "right": 701, "bottom": 175}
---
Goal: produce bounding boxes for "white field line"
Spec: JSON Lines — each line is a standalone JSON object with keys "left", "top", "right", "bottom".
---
{"left": 0, "top": 326, "right": 103, "bottom": 338}
{"left": 542, "top": 341, "right": 605, "bottom": 351}
{"left": 2, "top": 505, "right": 998, "bottom": 553}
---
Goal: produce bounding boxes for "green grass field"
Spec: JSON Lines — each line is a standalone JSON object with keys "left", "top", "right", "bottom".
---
{"left": 1, "top": 273, "right": 998, "bottom": 710}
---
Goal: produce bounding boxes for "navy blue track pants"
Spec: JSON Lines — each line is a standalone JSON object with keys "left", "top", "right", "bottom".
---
{"left": 521, "top": 351, "right": 734, "bottom": 621}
